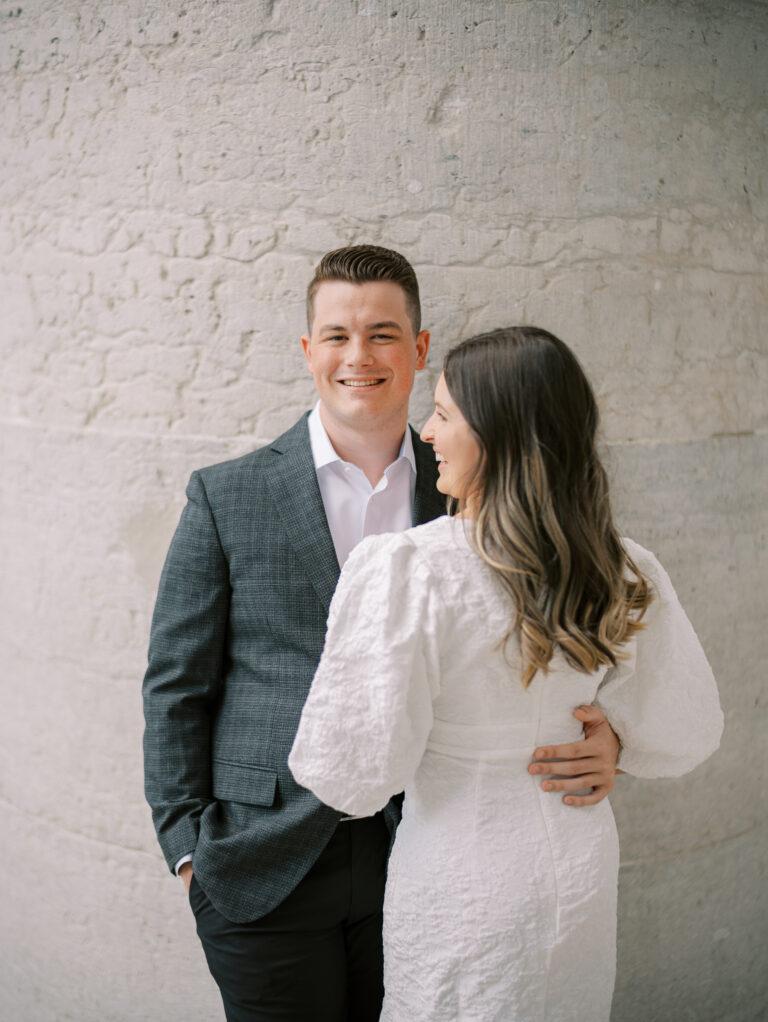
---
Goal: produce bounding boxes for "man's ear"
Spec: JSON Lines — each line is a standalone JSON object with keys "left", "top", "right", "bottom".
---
{"left": 300, "top": 334, "right": 313, "bottom": 371}
{"left": 415, "top": 330, "right": 430, "bottom": 371}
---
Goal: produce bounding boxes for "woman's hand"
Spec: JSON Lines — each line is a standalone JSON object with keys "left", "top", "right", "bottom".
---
{"left": 527, "top": 704, "right": 621, "bottom": 806}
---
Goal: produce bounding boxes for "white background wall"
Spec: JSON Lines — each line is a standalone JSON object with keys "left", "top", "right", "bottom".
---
{"left": 1, "top": 2, "right": 766, "bottom": 1019}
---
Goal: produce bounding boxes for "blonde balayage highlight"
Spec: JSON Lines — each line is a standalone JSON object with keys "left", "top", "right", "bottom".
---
{"left": 444, "top": 327, "right": 652, "bottom": 687}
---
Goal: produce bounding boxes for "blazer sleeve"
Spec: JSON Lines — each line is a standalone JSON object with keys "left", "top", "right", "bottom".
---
{"left": 595, "top": 538, "right": 724, "bottom": 778}
{"left": 142, "top": 470, "right": 230, "bottom": 873}
{"left": 288, "top": 532, "right": 442, "bottom": 817}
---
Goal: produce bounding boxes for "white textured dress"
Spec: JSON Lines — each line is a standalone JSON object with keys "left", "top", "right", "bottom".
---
{"left": 288, "top": 516, "right": 723, "bottom": 1022}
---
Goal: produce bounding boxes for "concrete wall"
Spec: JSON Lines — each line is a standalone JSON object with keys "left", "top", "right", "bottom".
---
{"left": 1, "top": 1, "right": 766, "bottom": 1019}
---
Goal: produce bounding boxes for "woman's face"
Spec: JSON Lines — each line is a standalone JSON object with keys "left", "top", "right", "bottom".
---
{"left": 420, "top": 373, "right": 483, "bottom": 506}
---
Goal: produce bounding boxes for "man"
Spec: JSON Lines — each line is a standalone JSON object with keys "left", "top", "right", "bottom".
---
{"left": 143, "top": 245, "right": 620, "bottom": 1021}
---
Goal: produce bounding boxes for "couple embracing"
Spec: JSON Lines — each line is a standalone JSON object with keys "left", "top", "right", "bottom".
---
{"left": 143, "top": 245, "right": 723, "bottom": 1021}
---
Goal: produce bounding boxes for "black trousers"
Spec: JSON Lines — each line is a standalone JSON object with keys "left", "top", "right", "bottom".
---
{"left": 189, "top": 814, "right": 390, "bottom": 1022}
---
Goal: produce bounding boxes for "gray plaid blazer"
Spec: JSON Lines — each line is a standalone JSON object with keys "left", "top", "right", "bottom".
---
{"left": 143, "top": 412, "right": 444, "bottom": 923}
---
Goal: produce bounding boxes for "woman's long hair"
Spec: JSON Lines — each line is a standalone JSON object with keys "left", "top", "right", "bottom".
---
{"left": 443, "top": 326, "right": 653, "bottom": 687}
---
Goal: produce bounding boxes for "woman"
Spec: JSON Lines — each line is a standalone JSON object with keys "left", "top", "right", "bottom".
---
{"left": 288, "top": 326, "right": 723, "bottom": 1021}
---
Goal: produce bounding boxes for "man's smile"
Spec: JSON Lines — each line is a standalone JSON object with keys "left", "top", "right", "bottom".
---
{"left": 337, "top": 377, "right": 387, "bottom": 388}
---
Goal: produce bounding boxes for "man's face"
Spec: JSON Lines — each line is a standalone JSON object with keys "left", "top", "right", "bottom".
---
{"left": 301, "top": 280, "right": 430, "bottom": 433}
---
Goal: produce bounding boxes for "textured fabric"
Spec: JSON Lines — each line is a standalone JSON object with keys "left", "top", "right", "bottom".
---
{"left": 142, "top": 412, "right": 445, "bottom": 923}
{"left": 289, "top": 516, "right": 723, "bottom": 1021}
{"left": 172, "top": 405, "right": 417, "bottom": 873}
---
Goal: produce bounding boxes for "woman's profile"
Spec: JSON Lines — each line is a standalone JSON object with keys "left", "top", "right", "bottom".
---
{"left": 289, "top": 325, "right": 723, "bottom": 1021}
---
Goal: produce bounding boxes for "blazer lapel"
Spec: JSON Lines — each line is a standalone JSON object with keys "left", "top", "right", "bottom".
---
{"left": 411, "top": 428, "right": 447, "bottom": 525}
{"left": 266, "top": 414, "right": 340, "bottom": 613}
{"left": 266, "top": 417, "right": 444, "bottom": 612}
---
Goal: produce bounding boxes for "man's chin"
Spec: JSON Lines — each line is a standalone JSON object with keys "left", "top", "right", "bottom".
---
{"left": 333, "top": 379, "right": 390, "bottom": 404}
{"left": 324, "top": 392, "right": 406, "bottom": 428}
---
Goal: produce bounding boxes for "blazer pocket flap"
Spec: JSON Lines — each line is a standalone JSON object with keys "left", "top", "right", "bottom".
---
{"left": 212, "top": 760, "right": 278, "bottom": 806}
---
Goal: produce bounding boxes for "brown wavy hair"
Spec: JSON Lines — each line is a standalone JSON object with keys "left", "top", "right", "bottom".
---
{"left": 306, "top": 244, "right": 421, "bottom": 333}
{"left": 443, "top": 326, "right": 653, "bottom": 687}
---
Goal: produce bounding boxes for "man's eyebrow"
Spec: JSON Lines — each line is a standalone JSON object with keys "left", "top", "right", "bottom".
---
{"left": 318, "top": 320, "right": 403, "bottom": 333}
{"left": 367, "top": 321, "right": 402, "bottom": 331}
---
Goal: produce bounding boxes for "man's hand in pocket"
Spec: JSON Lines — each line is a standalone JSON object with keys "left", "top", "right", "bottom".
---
{"left": 179, "top": 862, "right": 194, "bottom": 893}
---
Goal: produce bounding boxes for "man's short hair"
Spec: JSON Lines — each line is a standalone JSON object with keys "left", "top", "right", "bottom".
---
{"left": 306, "top": 244, "right": 421, "bottom": 334}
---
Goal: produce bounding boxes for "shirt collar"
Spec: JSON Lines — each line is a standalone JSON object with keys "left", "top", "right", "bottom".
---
{"left": 308, "top": 401, "right": 417, "bottom": 475}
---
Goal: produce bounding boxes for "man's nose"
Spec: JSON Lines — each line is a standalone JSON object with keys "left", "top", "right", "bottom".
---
{"left": 344, "top": 336, "right": 374, "bottom": 366}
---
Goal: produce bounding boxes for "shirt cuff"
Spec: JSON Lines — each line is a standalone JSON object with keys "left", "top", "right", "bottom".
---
{"left": 174, "top": 853, "right": 193, "bottom": 876}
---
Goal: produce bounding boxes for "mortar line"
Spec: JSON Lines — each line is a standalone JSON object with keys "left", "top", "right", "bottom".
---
{"left": 0, "top": 793, "right": 163, "bottom": 862}
{"left": 2, "top": 416, "right": 766, "bottom": 450}
{"left": 619, "top": 819, "right": 766, "bottom": 868}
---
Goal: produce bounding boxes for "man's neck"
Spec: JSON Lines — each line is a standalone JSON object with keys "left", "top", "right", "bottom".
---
{"left": 318, "top": 404, "right": 408, "bottom": 488}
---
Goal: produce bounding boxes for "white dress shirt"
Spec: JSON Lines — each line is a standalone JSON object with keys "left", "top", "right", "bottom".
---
{"left": 174, "top": 402, "right": 417, "bottom": 873}
{"left": 307, "top": 401, "right": 416, "bottom": 568}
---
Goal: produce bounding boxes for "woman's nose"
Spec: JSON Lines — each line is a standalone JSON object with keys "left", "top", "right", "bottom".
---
{"left": 420, "top": 416, "right": 434, "bottom": 444}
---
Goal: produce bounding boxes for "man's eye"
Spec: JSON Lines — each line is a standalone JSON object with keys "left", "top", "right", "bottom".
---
{"left": 371, "top": 334, "right": 395, "bottom": 341}
{"left": 325, "top": 335, "right": 346, "bottom": 342}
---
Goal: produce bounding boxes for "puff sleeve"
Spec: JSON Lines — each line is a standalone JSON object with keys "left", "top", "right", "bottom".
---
{"left": 289, "top": 532, "right": 442, "bottom": 817}
{"left": 595, "top": 538, "right": 724, "bottom": 778}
